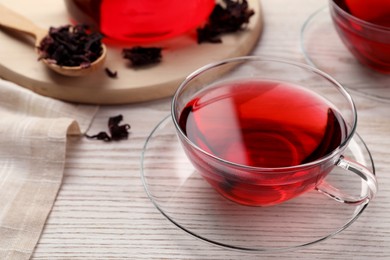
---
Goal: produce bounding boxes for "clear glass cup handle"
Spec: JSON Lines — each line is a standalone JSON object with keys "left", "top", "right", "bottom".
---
{"left": 316, "top": 156, "right": 378, "bottom": 205}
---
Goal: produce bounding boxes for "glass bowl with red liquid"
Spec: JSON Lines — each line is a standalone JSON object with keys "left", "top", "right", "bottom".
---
{"left": 171, "top": 56, "right": 377, "bottom": 207}
{"left": 64, "top": 0, "right": 215, "bottom": 43}
{"left": 329, "top": 0, "right": 390, "bottom": 73}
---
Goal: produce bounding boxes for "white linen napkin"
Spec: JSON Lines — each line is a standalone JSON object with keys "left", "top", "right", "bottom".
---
{"left": 0, "top": 79, "right": 98, "bottom": 259}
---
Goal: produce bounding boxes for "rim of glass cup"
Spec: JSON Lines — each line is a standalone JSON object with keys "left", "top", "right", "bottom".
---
{"left": 171, "top": 56, "right": 358, "bottom": 172}
{"left": 329, "top": 0, "right": 390, "bottom": 32}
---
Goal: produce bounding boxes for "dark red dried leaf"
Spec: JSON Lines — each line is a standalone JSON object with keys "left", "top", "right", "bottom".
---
{"left": 197, "top": 0, "right": 255, "bottom": 44}
{"left": 85, "top": 115, "right": 131, "bottom": 142}
{"left": 122, "top": 46, "right": 162, "bottom": 67}
{"left": 38, "top": 24, "right": 103, "bottom": 67}
{"left": 105, "top": 68, "right": 118, "bottom": 78}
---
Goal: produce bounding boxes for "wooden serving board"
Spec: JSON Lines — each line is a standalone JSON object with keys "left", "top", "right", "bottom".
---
{"left": 0, "top": 0, "right": 263, "bottom": 104}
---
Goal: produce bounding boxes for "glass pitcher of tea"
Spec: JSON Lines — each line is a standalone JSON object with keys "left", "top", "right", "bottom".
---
{"left": 64, "top": 0, "right": 216, "bottom": 43}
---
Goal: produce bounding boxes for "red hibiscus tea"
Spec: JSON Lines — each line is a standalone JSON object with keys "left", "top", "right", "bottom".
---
{"left": 330, "top": 0, "right": 390, "bottom": 73}
{"left": 172, "top": 57, "right": 378, "bottom": 206}
{"left": 340, "top": 0, "right": 390, "bottom": 26}
{"left": 64, "top": 0, "right": 215, "bottom": 43}
{"left": 178, "top": 79, "right": 348, "bottom": 206}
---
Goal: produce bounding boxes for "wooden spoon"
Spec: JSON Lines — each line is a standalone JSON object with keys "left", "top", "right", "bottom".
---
{"left": 0, "top": 3, "right": 106, "bottom": 77}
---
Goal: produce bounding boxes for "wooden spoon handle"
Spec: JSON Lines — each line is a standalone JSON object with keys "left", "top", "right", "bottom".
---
{"left": 0, "top": 3, "right": 47, "bottom": 45}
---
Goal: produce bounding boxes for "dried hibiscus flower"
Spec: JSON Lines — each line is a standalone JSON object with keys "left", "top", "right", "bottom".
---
{"left": 197, "top": 0, "right": 255, "bottom": 44}
{"left": 122, "top": 46, "right": 162, "bottom": 67}
{"left": 86, "top": 115, "right": 130, "bottom": 142}
{"left": 105, "top": 67, "right": 118, "bottom": 78}
{"left": 38, "top": 24, "right": 103, "bottom": 68}
{"left": 108, "top": 115, "right": 131, "bottom": 141}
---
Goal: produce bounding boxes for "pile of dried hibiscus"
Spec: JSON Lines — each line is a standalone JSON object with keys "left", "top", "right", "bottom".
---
{"left": 38, "top": 24, "right": 103, "bottom": 68}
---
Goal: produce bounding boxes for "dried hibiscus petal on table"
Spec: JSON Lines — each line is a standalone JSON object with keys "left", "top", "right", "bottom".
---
{"left": 197, "top": 0, "right": 255, "bottom": 43}
{"left": 86, "top": 115, "right": 131, "bottom": 142}
{"left": 38, "top": 24, "right": 103, "bottom": 68}
{"left": 108, "top": 115, "right": 131, "bottom": 141}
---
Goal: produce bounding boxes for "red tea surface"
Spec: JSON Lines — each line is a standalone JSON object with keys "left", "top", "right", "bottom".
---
{"left": 178, "top": 79, "right": 348, "bottom": 206}
{"left": 333, "top": 0, "right": 390, "bottom": 73}
{"left": 179, "top": 79, "right": 346, "bottom": 168}
{"left": 65, "top": 0, "right": 215, "bottom": 43}
{"left": 344, "top": 0, "right": 390, "bottom": 27}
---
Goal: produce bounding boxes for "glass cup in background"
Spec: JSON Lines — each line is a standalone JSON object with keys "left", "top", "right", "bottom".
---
{"left": 64, "top": 0, "right": 215, "bottom": 43}
{"left": 329, "top": 0, "right": 390, "bottom": 74}
{"left": 171, "top": 56, "right": 378, "bottom": 207}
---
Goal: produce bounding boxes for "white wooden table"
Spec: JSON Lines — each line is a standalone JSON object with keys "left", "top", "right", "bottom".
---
{"left": 32, "top": 0, "right": 390, "bottom": 259}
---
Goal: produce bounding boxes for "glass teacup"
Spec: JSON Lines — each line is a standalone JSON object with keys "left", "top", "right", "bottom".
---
{"left": 329, "top": 0, "right": 390, "bottom": 73}
{"left": 171, "top": 56, "right": 378, "bottom": 206}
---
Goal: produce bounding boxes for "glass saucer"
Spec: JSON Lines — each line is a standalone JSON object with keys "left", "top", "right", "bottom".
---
{"left": 140, "top": 115, "right": 375, "bottom": 252}
{"left": 300, "top": 6, "right": 390, "bottom": 103}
